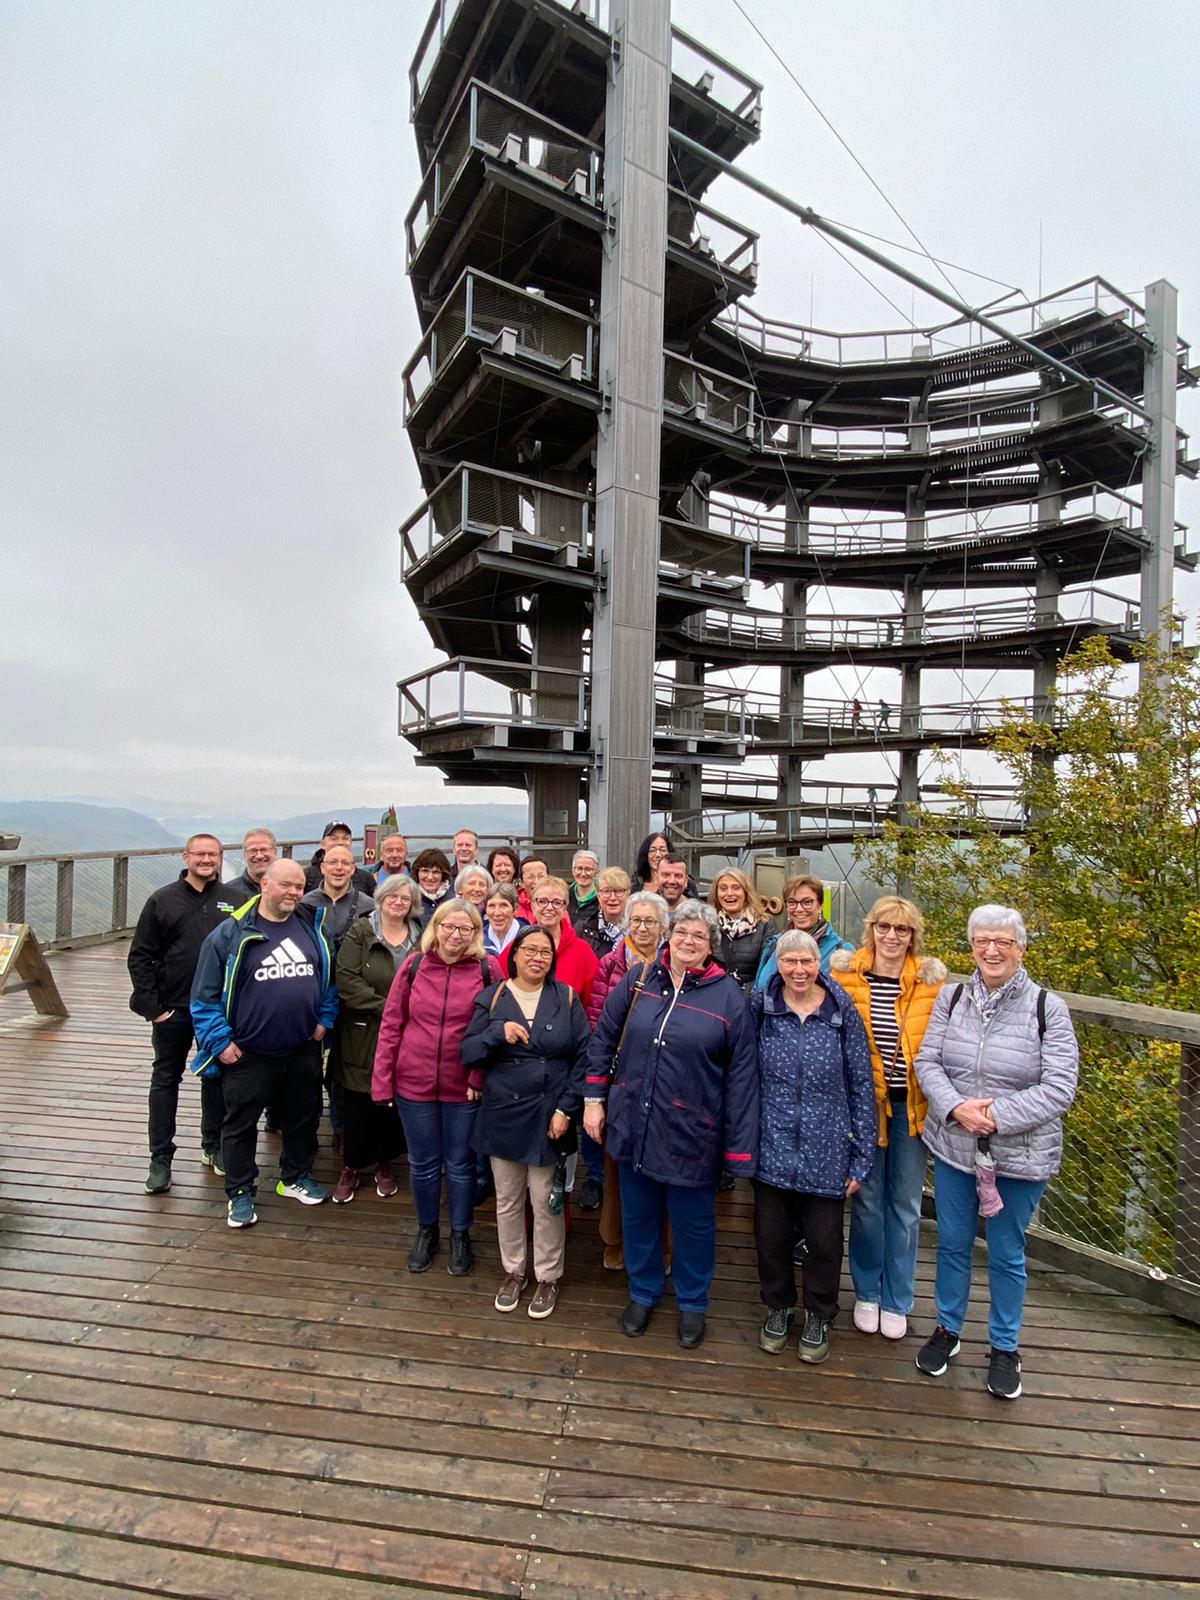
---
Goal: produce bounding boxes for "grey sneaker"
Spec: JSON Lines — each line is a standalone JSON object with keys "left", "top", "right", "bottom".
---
{"left": 145, "top": 1156, "right": 172, "bottom": 1194}
{"left": 759, "top": 1307, "right": 793, "bottom": 1353}
{"left": 798, "top": 1310, "right": 830, "bottom": 1364}
{"left": 494, "top": 1274, "right": 526, "bottom": 1313}
{"left": 987, "top": 1346, "right": 1022, "bottom": 1400}
{"left": 275, "top": 1174, "right": 328, "bottom": 1205}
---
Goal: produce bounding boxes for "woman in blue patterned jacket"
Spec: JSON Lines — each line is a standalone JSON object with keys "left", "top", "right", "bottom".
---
{"left": 750, "top": 928, "right": 874, "bottom": 1366}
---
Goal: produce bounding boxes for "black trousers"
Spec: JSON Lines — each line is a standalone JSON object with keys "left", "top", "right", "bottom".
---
{"left": 148, "top": 1010, "right": 224, "bottom": 1159}
{"left": 342, "top": 1087, "right": 405, "bottom": 1172}
{"left": 220, "top": 1042, "right": 323, "bottom": 1197}
{"left": 753, "top": 1179, "right": 846, "bottom": 1323}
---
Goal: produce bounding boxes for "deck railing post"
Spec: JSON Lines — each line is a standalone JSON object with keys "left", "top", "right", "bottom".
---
{"left": 6, "top": 864, "right": 26, "bottom": 923}
{"left": 1177, "top": 1043, "right": 1200, "bottom": 1282}
{"left": 55, "top": 860, "right": 74, "bottom": 942}
{"left": 112, "top": 855, "right": 129, "bottom": 933}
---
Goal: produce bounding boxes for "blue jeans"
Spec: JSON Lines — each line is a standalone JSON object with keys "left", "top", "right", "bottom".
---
{"left": 580, "top": 1128, "right": 605, "bottom": 1185}
{"left": 619, "top": 1163, "right": 715, "bottom": 1313}
{"left": 848, "top": 1113, "right": 928, "bottom": 1315}
{"left": 396, "top": 1098, "right": 477, "bottom": 1232}
{"left": 932, "top": 1156, "right": 1047, "bottom": 1351}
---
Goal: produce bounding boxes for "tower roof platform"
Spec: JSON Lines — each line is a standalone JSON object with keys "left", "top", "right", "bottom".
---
{"left": 3, "top": 942, "right": 1198, "bottom": 1598}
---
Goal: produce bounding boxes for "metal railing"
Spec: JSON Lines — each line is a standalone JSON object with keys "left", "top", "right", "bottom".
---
{"left": 730, "top": 692, "right": 1063, "bottom": 747}
{"left": 411, "top": 0, "right": 610, "bottom": 114}
{"left": 403, "top": 269, "right": 596, "bottom": 421}
{"left": 407, "top": 82, "right": 603, "bottom": 267}
{"left": 398, "top": 656, "right": 588, "bottom": 736}
{"left": 666, "top": 186, "right": 758, "bottom": 284}
{"left": 684, "top": 586, "right": 1145, "bottom": 654}
{"left": 670, "top": 26, "right": 762, "bottom": 126}
{"left": 663, "top": 352, "right": 756, "bottom": 438}
{"left": 400, "top": 462, "right": 591, "bottom": 575}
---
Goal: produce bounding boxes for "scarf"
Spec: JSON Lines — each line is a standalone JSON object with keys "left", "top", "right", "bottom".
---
{"left": 598, "top": 914, "right": 624, "bottom": 944}
{"left": 969, "top": 963, "right": 1028, "bottom": 1019}
{"left": 717, "top": 909, "right": 758, "bottom": 939}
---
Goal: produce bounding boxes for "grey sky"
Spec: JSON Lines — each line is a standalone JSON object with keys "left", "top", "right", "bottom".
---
{"left": 4, "top": 0, "right": 1196, "bottom": 813}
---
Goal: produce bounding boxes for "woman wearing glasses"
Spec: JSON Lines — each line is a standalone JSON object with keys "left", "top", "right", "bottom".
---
{"left": 828, "top": 897, "right": 946, "bottom": 1341}
{"left": 755, "top": 873, "right": 853, "bottom": 987}
{"left": 527, "top": 876, "right": 599, "bottom": 1006}
{"left": 371, "top": 899, "right": 501, "bottom": 1277}
{"left": 913, "top": 905, "right": 1078, "bottom": 1400}
{"left": 584, "top": 900, "right": 758, "bottom": 1349}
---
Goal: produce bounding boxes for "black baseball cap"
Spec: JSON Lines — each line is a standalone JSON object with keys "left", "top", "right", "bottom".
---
{"left": 322, "top": 820, "right": 352, "bottom": 838}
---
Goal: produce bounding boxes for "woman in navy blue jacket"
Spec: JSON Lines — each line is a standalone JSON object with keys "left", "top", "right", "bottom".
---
{"left": 584, "top": 899, "right": 758, "bottom": 1351}
{"left": 751, "top": 928, "right": 874, "bottom": 1367}
{"left": 462, "top": 924, "right": 589, "bottom": 1321}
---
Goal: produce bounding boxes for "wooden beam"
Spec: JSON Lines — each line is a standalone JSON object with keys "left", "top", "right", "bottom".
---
{"left": 0, "top": 922, "right": 69, "bottom": 1018}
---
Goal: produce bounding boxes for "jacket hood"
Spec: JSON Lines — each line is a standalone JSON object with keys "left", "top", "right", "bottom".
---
{"left": 829, "top": 946, "right": 947, "bottom": 986}
{"left": 761, "top": 971, "right": 850, "bottom": 1022}
{"left": 655, "top": 949, "right": 727, "bottom": 986}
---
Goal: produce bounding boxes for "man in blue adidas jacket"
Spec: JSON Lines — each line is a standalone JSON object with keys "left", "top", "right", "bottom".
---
{"left": 190, "top": 858, "right": 339, "bottom": 1229}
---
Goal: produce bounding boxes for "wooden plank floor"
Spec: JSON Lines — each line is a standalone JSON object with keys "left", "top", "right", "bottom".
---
{"left": 2, "top": 942, "right": 1199, "bottom": 1599}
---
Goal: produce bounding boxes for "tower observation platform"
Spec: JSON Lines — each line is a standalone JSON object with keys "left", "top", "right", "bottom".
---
{"left": 398, "top": 0, "right": 1196, "bottom": 870}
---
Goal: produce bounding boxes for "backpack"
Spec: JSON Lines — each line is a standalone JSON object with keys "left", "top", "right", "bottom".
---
{"left": 946, "top": 981, "right": 1048, "bottom": 1038}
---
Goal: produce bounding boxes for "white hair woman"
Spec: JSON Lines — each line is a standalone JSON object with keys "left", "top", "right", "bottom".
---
{"left": 913, "top": 904, "right": 1078, "bottom": 1400}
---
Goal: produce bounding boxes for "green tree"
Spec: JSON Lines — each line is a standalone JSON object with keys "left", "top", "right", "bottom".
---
{"left": 857, "top": 634, "right": 1200, "bottom": 1268}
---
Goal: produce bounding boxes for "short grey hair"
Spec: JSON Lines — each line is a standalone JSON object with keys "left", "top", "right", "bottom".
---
{"left": 455, "top": 866, "right": 494, "bottom": 896}
{"left": 669, "top": 897, "right": 719, "bottom": 946}
{"left": 624, "top": 889, "right": 669, "bottom": 932}
{"left": 374, "top": 874, "right": 415, "bottom": 909}
{"left": 776, "top": 928, "right": 820, "bottom": 962}
{"left": 485, "top": 881, "right": 519, "bottom": 909}
{"left": 967, "top": 903, "right": 1028, "bottom": 946}
{"left": 572, "top": 848, "right": 600, "bottom": 869}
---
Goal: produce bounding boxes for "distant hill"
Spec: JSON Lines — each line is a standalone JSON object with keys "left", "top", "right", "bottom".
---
{"left": 0, "top": 801, "right": 178, "bottom": 855}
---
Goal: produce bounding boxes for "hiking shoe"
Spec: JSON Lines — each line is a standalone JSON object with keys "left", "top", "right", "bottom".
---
{"left": 227, "top": 1190, "right": 257, "bottom": 1228}
{"left": 200, "top": 1147, "right": 225, "bottom": 1176}
{"left": 448, "top": 1228, "right": 473, "bottom": 1276}
{"left": 578, "top": 1176, "right": 602, "bottom": 1212}
{"left": 407, "top": 1224, "right": 439, "bottom": 1272}
{"left": 798, "top": 1310, "right": 830, "bottom": 1364}
{"left": 276, "top": 1174, "right": 328, "bottom": 1205}
{"left": 853, "top": 1299, "right": 880, "bottom": 1334}
{"left": 879, "top": 1310, "right": 908, "bottom": 1341}
{"left": 916, "top": 1324, "right": 962, "bottom": 1377}
{"left": 144, "top": 1156, "right": 172, "bottom": 1194}
{"left": 494, "top": 1274, "right": 526, "bottom": 1313}
{"left": 987, "top": 1346, "right": 1022, "bottom": 1400}
{"left": 528, "top": 1281, "right": 559, "bottom": 1320}
{"left": 759, "top": 1307, "right": 793, "bottom": 1353}
{"left": 332, "top": 1166, "right": 359, "bottom": 1205}
{"left": 374, "top": 1162, "right": 398, "bottom": 1199}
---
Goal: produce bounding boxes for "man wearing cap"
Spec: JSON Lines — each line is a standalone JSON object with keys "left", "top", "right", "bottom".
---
{"left": 304, "top": 821, "right": 375, "bottom": 894}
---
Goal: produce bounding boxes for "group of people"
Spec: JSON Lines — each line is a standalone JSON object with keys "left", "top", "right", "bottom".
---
{"left": 128, "top": 820, "right": 1078, "bottom": 1400}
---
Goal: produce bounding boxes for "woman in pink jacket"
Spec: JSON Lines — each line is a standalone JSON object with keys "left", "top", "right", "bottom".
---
{"left": 372, "top": 899, "right": 501, "bottom": 1277}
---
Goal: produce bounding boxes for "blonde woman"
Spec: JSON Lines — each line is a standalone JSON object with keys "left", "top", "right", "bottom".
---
{"left": 372, "top": 899, "right": 501, "bottom": 1276}
{"left": 708, "top": 867, "right": 775, "bottom": 991}
{"left": 828, "top": 896, "right": 945, "bottom": 1340}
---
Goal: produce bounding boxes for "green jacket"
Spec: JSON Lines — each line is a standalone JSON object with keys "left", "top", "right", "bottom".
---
{"left": 330, "top": 913, "right": 420, "bottom": 1092}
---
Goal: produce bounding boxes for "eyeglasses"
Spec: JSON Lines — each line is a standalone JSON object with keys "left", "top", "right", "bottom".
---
{"left": 629, "top": 915, "right": 661, "bottom": 929}
{"left": 598, "top": 888, "right": 626, "bottom": 897}
{"left": 874, "top": 922, "right": 912, "bottom": 937}
{"left": 520, "top": 948, "right": 552, "bottom": 960}
{"left": 442, "top": 924, "right": 475, "bottom": 937}
{"left": 672, "top": 929, "right": 709, "bottom": 945}
{"left": 785, "top": 896, "right": 820, "bottom": 910}
{"left": 534, "top": 897, "right": 566, "bottom": 910}
{"left": 972, "top": 935, "right": 1017, "bottom": 952}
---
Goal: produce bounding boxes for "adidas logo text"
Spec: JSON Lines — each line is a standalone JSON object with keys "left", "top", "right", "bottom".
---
{"left": 255, "top": 937, "right": 315, "bottom": 982}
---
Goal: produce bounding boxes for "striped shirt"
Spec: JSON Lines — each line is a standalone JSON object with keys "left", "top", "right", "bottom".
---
{"left": 864, "top": 971, "right": 905, "bottom": 1089}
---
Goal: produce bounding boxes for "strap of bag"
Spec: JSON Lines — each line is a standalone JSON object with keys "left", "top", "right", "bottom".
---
{"left": 610, "top": 959, "right": 651, "bottom": 1074}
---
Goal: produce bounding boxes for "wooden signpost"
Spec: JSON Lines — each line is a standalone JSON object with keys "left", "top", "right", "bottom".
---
{"left": 0, "top": 922, "right": 69, "bottom": 1018}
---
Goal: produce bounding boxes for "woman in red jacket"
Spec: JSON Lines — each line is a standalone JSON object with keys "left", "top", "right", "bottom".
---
{"left": 527, "top": 876, "right": 599, "bottom": 1006}
{"left": 372, "top": 898, "right": 501, "bottom": 1276}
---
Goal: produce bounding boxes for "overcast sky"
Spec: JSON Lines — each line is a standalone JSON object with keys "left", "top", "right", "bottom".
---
{"left": 4, "top": 0, "right": 1197, "bottom": 815}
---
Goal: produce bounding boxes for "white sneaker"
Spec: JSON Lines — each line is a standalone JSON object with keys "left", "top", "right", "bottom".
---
{"left": 879, "top": 1310, "right": 908, "bottom": 1340}
{"left": 852, "top": 1299, "right": 880, "bottom": 1334}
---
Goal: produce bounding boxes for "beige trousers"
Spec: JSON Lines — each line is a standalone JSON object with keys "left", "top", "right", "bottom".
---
{"left": 491, "top": 1156, "right": 566, "bottom": 1284}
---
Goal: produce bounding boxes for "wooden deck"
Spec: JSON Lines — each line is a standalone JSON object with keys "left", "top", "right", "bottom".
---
{"left": 1, "top": 942, "right": 1199, "bottom": 1600}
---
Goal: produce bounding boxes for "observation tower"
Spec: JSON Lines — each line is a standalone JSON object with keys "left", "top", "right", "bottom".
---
{"left": 397, "top": 0, "right": 1195, "bottom": 871}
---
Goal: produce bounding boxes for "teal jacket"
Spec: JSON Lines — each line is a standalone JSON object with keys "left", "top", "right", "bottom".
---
{"left": 755, "top": 919, "right": 854, "bottom": 988}
{"left": 188, "top": 897, "right": 338, "bottom": 1077}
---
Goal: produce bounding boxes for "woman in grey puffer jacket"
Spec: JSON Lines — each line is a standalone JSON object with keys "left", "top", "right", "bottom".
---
{"left": 913, "top": 904, "right": 1078, "bottom": 1402}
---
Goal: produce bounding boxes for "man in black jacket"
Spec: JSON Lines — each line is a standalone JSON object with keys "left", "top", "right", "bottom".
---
{"left": 128, "top": 833, "right": 239, "bottom": 1194}
{"left": 222, "top": 826, "right": 278, "bottom": 905}
{"left": 303, "top": 821, "right": 375, "bottom": 894}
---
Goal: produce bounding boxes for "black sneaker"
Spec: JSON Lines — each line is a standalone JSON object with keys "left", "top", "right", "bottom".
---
{"left": 406, "top": 1224, "right": 439, "bottom": 1273}
{"left": 759, "top": 1307, "right": 793, "bottom": 1354}
{"left": 578, "top": 1176, "right": 602, "bottom": 1212}
{"left": 798, "top": 1310, "right": 829, "bottom": 1364}
{"left": 201, "top": 1147, "right": 225, "bottom": 1176}
{"left": 987, "top": 1346, "right": 1022, "bottom": 1400}
{"left": 145, "top": 1156, "right": 172, "bottom": 1194}
{"left": 915, "top": 1324, "right": 962, "bottom": 1377}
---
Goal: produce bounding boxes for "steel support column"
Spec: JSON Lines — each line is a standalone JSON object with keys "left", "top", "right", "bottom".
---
{"left": 1140, "top": 278, "right": 1179, "bottom": 664}
{"left": 587, "top": 0, "right": 670, "bottom": 871}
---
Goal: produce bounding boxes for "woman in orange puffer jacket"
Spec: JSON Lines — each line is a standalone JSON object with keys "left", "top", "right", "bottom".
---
{"left": 829, "top": 896, "right": 945, "bottom": 1342}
